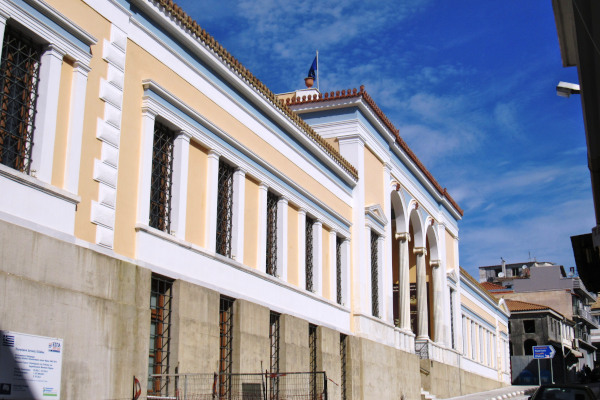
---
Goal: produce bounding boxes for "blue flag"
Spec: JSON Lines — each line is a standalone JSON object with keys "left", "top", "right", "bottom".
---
{"left": 308, "top": 56, "right": 317, "bottom": 79}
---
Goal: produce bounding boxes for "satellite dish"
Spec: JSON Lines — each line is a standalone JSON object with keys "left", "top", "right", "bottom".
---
{"left": 498, "top": 272, "right": 505, "bottom": 278}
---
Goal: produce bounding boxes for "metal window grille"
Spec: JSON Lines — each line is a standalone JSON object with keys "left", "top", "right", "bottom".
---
{"left": 336, "top": 237, "right": 342, "bottom": 305}
{"left": 269, "top": 312, "right": 280, "bottom": 398}
{"left": 449, "top": 288, "right": 455, "bottom": 349}
{"left": 305, "top": 217, "right": 314, "bottom": 292}
{"left": 0, "top": 26, "right": 41, "bottom": 174}
{"left": 148, "top": 274, "right": 173, "bottom": 395}
{"left": 149, "top": 121, "right": 175, "bottom": 232}
{"left": 371, "top": 232, "right": 379, "bottom": 317}
{"left": 266, "top": 192, "right": 278, "bottom": 276}
{"left": 340, "top": 334, "right": 347, "bottom": 400}
{"left": 219, "top": 296, "right": 235, "bottom": 398}
{"left": 309, "top": 324, "right": 317, "bottom": 400}
{"left": 216, "top": 161, "right": 234, "bottom": 257}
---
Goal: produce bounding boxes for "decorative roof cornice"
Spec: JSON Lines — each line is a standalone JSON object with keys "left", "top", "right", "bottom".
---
{"left": 287, "top": 86, "right": 463, "bottom": 216}
{"left": 148, "top": 0, "right": 358, "bottom": 180}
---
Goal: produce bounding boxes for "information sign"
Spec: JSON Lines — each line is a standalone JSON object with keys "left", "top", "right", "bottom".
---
{"left": 0, "top": 330, "right": 63, "bottom": 399}
{"left": 533, "top": 345, "right": 556, "bottom": 359}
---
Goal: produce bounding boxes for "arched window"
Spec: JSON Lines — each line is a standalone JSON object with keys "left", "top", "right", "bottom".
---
{"left": 524, "top": 339, "right": 537, "bottom": 355}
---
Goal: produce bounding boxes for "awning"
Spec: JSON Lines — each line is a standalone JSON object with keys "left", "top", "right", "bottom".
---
{"left": 568, "top": 349, "right": 584, "bottom": 358}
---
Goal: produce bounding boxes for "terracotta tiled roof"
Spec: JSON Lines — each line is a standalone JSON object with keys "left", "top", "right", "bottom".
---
{"left": 149, "top": 0, "right": 358, "bottom": 180}
{"left": 505, "top": 299, "right": 554, "bottom": 313}
{"left": 480, "top": 282, "right": 512, "bottom": 292}
{"left": 286, "top": 87, "right": 463, "bottom": 216}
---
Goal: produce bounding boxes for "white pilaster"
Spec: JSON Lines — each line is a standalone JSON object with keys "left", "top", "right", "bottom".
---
{"left": 232, "top": 168, "right": 246, "bottom": 263}
{"left": 313, "top": 220, "right": 323, "bottom": 296}
{"left": 329, "top": 230, "right": 338, "bottom": 301}
{"left": 258, "top": 183, "right": 269, "bottom": 273}
{"left": 298, "top": 208, "right": 307, "bottom": 290}
{"left": 206, "top": 150, "right": 220, "bottom": 252}
{"left": 64, "top": 62, "right": 90, "bottom": 194}
{"left": 383, "top": 163, "right": 393, "bottom": 322}
{"left": 31, "top": 45, "right": 65, "bottom": 183}
{"left": 415, "top": 246, "right": 428, "bottom": 339}
{"left": 170, "top": 131, "right": 191, "bottom": 239}
{"left": 277, "top": 196, "right": 288, "bottom": 280}
{"left": 342, "top": 238, "right": 350, "bottom": 306}
{"left": 0, "top": 11, "right": 8, "bottom": 53}
{"left": 431, "top": 259, "right": 444, "bottom": 343}
{"left": 137, "top": 110, "right": 157, "bottom": 225}
{"left": 396, "top": 232, "right": 411, "bottom": 330}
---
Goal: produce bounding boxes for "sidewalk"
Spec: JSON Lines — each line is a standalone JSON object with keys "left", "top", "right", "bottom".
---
{"left": 441, "top": 385, "right": 538, "bottom": 400}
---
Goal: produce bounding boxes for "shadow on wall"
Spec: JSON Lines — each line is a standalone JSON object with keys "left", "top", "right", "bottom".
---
{"left": 0, "top": 332, "right": 44, "bottom": 399}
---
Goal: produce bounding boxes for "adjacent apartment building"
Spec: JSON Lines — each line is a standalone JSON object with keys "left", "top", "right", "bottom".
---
{"left": 0, "top": 0, "right": 510, "bottom": 399}
{"left": 480, "top": 262, "right": 597, "bottom": 375}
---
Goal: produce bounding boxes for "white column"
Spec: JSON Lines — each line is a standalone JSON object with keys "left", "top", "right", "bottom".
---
{"left": 65, "top": 61, "right": 91, "bottom": 193}
{"left": 231, "top": 168, "right": 246, "bottom": 263}
{"left": 313, "top": 220, "right": 323, "bottom": 296}
{"left": 31, "top": 45, "right": 65, "bottom": 183}
{"left": 206, "top": 150, "right": 220, "bottom": 252}
{"left": 258, "top": 183, "right": 269, "bottom": 273}
{"left": 329, "top": 230, "right": 338, "bottom": 301}
{"left": 170, "top": 131, "right": 191, "bottom": 239}
{"left": 298, "top": 209, "right": 307, "bottom": 290}
{"left": 431, "top": 259, "right": 443, "bottom": 343}
{"left": 277, "top": 196, "right": 288, "bottom": 280}
{"left": 396, "top": 232, "right": 411, "bottom": 330}
{"left": 414, "top": 246, "right": 428, "bottom": 339}
{"left": 137, "top": 110, "right": 157, "bottom": 225}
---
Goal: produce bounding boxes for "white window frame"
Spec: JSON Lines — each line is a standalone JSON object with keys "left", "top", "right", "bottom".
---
{"left": 0, "top": 1, "right": 95, "bottom": 234}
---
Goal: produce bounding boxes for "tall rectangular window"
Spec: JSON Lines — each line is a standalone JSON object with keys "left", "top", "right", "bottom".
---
{"left": 269, "top": 312, "right": 280, "bottom": 397}
{"left": 0, "top": 26, "right": 42, "bottom": 174}
{"left": 309, "top": 324, "right": 317, "bottom": 399}
{"left": 449, "top": 288, "right": 455, "bottom": 349}
{"left": 216, "top": 161, "right": 234, "bottom": 257}
{"left": 305, "top": 217, "right": 315, "bottom": 292}
{"left": 149, "top": 121, "right": 175, "bottom": 232}
{"left": 340, "top": 334, "right": 347, "bottom": 400}
{"left": 148, "top": 274, "right": 173, "bottom": 395}
{"left": 266, "top": 191, "right": 278, "bottom": 276}
{"left": 219, "top": 296, "right": 234, "bottom": 398}
{"left": 336, "top": 237, "right": 342, "bottom": 305}
{"left": 371, "top": 231, "right": 379, "bottom": 317}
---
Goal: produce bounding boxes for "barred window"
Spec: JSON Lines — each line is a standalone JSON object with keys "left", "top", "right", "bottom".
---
{"left": 371, "top": 231, "right": 379, "bottom": 317}
{"left": 269, "top": 312, "right": 280, "bottom": 397}
{"left": 148, "top": 274, "right": 173, "bottom": 395}
{"left": 216, "top": 161, "right": 234, "bottom": 257}
{"left": 219, "top": 296, "right": 235, "bottom": 397}
{"left": 266, "top": 191, "right": 278, "bottom": 276}
{"left": 149, "top": 121, "right": 175, "bottom": 232}
{"left": 0, "top": 26, "right": 42, "bottom": 174}
{"left": 336, "top": 237, "right": 342, "bottom": 305}
{"left": 309, "top": 324, "right": 317, "bottom": 399}
{"left": 340, "top": 334, "right": 347, "bottom": 400}
{"left": 305, "top": 217, "right": 315, "bottom": 292}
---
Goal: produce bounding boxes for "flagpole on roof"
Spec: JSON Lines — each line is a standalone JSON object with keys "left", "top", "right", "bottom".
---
{"left": 316, "top": 50, "right": 319, "bottom": 91}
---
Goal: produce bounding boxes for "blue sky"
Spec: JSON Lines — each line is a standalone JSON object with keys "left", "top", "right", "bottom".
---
{"left": 175, "top": 0, "right": 594, "bottom": 278}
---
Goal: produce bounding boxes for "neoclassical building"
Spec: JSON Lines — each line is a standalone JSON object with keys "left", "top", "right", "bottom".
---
{"left": 0, "top": 0, "right": 509, "bottom": 399}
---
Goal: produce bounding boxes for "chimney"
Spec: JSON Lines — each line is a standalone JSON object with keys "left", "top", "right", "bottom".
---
{"left": 501, "top": 258, "right": 506, "bottom": 278}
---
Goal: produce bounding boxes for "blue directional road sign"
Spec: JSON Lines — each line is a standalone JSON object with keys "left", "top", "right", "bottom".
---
{"left": 533, "top": 345, "right": 556, "bottom": 359}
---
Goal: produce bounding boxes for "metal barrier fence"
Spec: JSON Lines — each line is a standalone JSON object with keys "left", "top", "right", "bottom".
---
{"left": 142, "top": 371, "right": 327, "bottom": 400}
